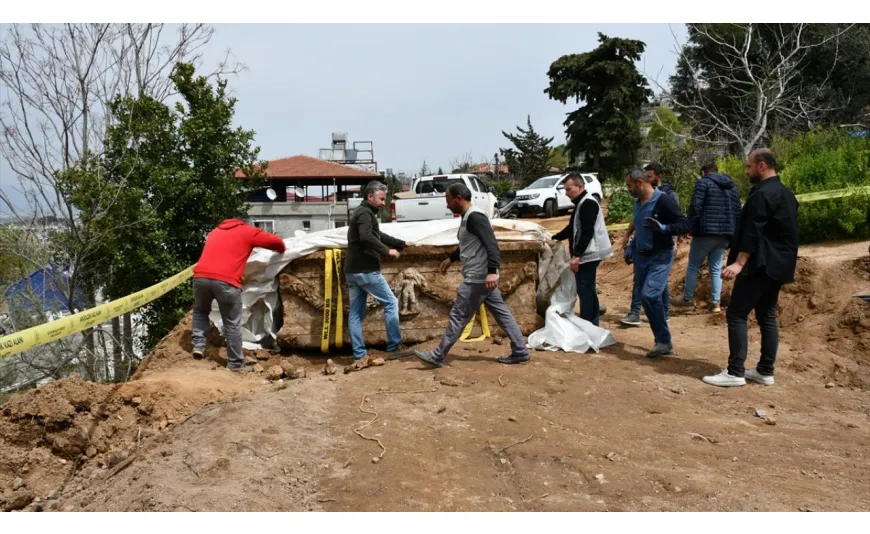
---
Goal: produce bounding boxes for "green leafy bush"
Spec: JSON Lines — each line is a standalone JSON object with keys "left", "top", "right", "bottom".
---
{"left": 717, "top": 130, "right": 870, "bottom": 243}
{"left": 606, "top": 188, "right": 635, "bottom": 224}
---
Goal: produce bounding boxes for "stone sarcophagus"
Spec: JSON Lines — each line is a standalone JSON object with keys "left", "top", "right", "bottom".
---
{"left": 276, "top": 241, "right": 545, "bottom": 350}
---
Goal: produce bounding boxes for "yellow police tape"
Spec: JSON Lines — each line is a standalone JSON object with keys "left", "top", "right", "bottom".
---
{"left": 601, "top": 185, "right": 870, "bottom": 232}
{"left": 321, "top": 250, "right": 334, "bottom": 353}
{"left": 794, "top": 185, "right": 870, "bottom": 202}
{"left": 459, "top": 304, "right": 491, "bottom": 343}
{"left": 3, "top": 184, "right": 868, "bottom": 360}
{"left": 333, "top": 249, "right": 344, "bottom": 350}
{"left": 320, "top": 249, "right": 345, "bottom": 353}
{"left": 0, "top": 265, "right": 195, "bottom": 360}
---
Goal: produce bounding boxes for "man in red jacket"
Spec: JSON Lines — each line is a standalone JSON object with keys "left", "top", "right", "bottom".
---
{"left": 192, "top": 219, "right": 286, "bottom": 371}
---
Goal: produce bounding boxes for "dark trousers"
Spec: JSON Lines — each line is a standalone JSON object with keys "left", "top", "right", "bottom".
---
{"left": 575, "top": 260, "right": 601, "bottom": 326}
{"left": 193, "top": 277, "right": 243, "bottom": 369}
{"left": 727, "top": 272, "right": 783, "bottom": 377}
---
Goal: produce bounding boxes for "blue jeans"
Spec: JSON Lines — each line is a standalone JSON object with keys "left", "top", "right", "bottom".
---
{"left": 630, "top": 251, "right": 671, "bottom": 318}
{"left": 575, "top": 260, "right": 601, "bottom": 326}
{"left": 635, "top": 249, "right": 674, "bottom": 343}
{"left": 347, "top": 272, "right": 402, "bottom": 359}
{"left": 683, "top": 236, "right": 729, "bottom": 303}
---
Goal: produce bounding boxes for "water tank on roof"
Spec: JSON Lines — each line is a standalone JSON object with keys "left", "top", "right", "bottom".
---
{"left": 332, "top": 132, "right": 347, "bottom": 150}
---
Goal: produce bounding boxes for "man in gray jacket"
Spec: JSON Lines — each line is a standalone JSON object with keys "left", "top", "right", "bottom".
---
{"left": 415, "top": 183, "right": 530, "bottom": 367}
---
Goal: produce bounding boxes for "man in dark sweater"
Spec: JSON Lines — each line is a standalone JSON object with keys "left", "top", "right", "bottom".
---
{"left": 415, "top": 183, "right": 529, "bottom": 367}
{"left": 703, "top": 149, "right": 799, "bottom": 388}
{"left": 346, "top": 181, "right": 415, "bottom": 361}
{"left": 672, "top": 163, "right": 742, "bottom": 313}
{"left": 551, "top": 174, "right": 613, "bottom": 325}
{"left": 624, "top": 167, "right": 691, "bottom": 358}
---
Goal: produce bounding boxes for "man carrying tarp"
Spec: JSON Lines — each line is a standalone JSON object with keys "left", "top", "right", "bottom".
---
{"left": 550, "top": 173, "right": 613, "bottom": 326}
{"left": 415, "top": 183, "right": 530, "bottom": 367}
{"left": 192, "top": 219, "right": 286, "bottom": 371}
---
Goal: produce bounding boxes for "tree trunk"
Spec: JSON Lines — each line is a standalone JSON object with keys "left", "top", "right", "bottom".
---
{"left": 111, "top": 316, "right": 123, "bottom": 382}
{"left": 123, "top": 312, "right": 134, "bottom": 380}
{"left": 82, "top": 283, "right": 97, "bottom": 381}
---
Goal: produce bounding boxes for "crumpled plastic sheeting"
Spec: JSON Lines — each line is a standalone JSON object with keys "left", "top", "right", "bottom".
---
{"left": 208, "top": 218, "right": 551, "bottom": 349}
{"left": 535, "top": 241, "right": 573, "bottom": 315}
{"left": 527, "top": 265, "right": 616, "bottom": 354}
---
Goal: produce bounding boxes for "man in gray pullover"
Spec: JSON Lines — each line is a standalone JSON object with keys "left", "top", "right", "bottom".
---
{"left": 415, "top": 183, "right": 530, "bottom": 367}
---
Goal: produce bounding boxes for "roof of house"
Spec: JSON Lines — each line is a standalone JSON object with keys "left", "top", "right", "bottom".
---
{"left": 471, "top": 162, "right": 510, "bottom": 174}
{"left": 235, "top": 155, "right": 380, "bottom": 179}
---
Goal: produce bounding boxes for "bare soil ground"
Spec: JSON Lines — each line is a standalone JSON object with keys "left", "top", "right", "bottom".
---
{"left": 2, "top": 225, "right": 868, "bottom": 512}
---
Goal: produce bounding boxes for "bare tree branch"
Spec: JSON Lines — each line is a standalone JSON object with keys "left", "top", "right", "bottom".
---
{"left": 649, "top": 23, "right": 854, "bottom": 158}
{"left": 0, "top": 23, "right": 239, "bottom": 385}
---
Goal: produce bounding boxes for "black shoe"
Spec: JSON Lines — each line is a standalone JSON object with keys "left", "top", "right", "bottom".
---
{"left": 645, "top": 342, "right": 674, "bottom": 358}
{"left": 497, "top": 353, "right": 530, "bottom": 365}
{"left": 415, "top": 350, "right": 444, "bottom": 368}
{"left": 386, "top": 343, "right": 416, "bottom": 360}
{"left": 192, "top": 348, "right": 204, "bottom": 360}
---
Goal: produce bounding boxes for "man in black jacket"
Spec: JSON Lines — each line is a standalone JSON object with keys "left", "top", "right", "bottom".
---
{"left": 672, "top": 163, "right": 742, "bottom": 313}
{"left": 624, "top": 167, "right": 691, "bottom": 358}
{"left": 703, "top": 149, "right": 799, "bottom": 388}
{"left": 645, "top": 162, "right": 679, "bottom": 205}
{"left": 346, "top": 181, "right": 415, "bottom": 361}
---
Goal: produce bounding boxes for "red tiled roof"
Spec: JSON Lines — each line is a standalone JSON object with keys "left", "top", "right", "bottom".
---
{"left": 235, "top": 155, "right": 380, "bottom": 179}
{"left": 471, "top": 162, "right": 510, "bottom": 174}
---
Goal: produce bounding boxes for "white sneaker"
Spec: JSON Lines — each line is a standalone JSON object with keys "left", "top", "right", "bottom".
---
{"left": 745, "top": 368, "right": 774, "bottom": 386}
{"left": 702, "top": 370, "right": 746, "bottom": 387}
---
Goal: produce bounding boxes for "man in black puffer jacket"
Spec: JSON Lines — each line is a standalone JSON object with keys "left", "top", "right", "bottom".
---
{"left": 672, "top": 163, "right": 742, "bottom": 313}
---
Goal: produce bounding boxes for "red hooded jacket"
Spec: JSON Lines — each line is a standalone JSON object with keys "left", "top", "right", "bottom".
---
{"left": 193, "top": 219, "right": 286, "bottom": 288}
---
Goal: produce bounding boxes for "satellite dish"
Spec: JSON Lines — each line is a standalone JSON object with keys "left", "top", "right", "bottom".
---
{"left": 265, "top": 187, "right": 277, "bottom": 201}
{"left": 295, "top": 187, "right": 306, "bottom": 198}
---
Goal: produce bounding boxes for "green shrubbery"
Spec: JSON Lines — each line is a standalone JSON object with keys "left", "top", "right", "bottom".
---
{"left": 714, "top": 130, "right": 870, "bottom": 243}
{"left": 605, "top": 188, "right": 635, "bottom": 224}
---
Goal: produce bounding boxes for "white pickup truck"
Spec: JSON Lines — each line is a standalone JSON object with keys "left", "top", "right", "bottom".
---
{"left": 388, "top": 174, "right": 499, "bottom": 222}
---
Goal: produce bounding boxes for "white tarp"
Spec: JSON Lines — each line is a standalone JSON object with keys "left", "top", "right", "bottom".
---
{"left": 527, "top": 266, "right": 617, "bottom": 353}
{"left": 211, "top": 217, "right": 616, "bottom": 354}
{"left": 211, "top": 218, "right": 549, "bottom": 348}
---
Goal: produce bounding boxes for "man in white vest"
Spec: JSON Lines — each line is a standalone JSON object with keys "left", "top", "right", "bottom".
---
{"left": 551, "top": 173, "right": 613, "bottom": 326}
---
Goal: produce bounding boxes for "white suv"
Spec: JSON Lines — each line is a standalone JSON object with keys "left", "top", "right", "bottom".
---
{"left": 515, "top": 173, "right": 602, "bottom": 218}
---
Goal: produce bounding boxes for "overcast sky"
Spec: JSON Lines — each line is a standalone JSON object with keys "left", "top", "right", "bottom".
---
{"left": 0, "top": 23, "right": 687, "bottom": 212}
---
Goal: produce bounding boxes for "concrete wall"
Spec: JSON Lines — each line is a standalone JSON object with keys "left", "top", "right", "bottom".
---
{"left": 247, "top": 201, "right": 354, "bottom": 238}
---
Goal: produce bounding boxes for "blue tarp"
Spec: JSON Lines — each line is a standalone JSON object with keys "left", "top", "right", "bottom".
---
{"left": 5, "top": 265, "right": 85, "bottom": 313}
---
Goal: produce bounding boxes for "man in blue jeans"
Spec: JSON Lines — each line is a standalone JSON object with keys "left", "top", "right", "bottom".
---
{"left": 550, "top": 174, "right": 613, "bottom": 325}
{"left": 672, "top": 163, "right": 742, "bottom": 313}
{"left": 620, "top": 163, "right": 678, "bottom": 327}
{"left": 345, "top": 181, "right": 415, "bottom": 361}
{"left": 623, "top": 168, "right": 691, "bottom": 357}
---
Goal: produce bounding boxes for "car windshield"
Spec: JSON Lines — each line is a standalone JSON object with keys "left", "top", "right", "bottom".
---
{"left": 526, "top": 176, "right": 561, "bottom": 189}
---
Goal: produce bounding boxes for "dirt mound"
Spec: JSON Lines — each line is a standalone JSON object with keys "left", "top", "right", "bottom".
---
{"left": 0, "top": 312, "right": 266, "bottom": 511}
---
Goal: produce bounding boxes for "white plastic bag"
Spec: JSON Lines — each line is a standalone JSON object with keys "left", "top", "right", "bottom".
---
{"left": 527, "top": 266, "right": 616, "bottom": 353}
